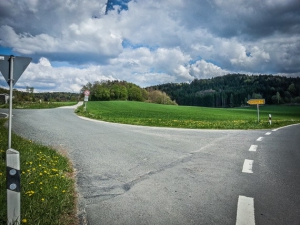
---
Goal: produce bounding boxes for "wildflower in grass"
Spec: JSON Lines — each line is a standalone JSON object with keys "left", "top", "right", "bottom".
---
{"left": 54, "top": 186, "right": 58, "bottom": 189}
{"left": 0, "top": 172, "right": 2, "bottom": 176}
{"left": 40, "top": 182, "right": 43, "bottom": 185}
{"left": 62, "top": 190, "right": 66, "bottom": 193}
{"left": 22, "top": 218, "right": 27, "bottom": 223}
{"left": 41, "top": 198, "right": 45, "bottom": 201}
{"left": 39, "top": 173, "right": 43, "bottom": 176}
{"left": 29, "top": 181, "right": 34, "bottom": 184}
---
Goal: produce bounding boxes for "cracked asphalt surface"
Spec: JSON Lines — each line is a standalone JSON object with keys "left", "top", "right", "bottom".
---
{"left": 2, "top": 104, "right": 299, "bottom": 224}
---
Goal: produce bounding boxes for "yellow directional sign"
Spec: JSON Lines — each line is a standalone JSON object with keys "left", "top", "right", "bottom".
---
{"left": 247, "top": 99, "right": 265, "bottom": 105}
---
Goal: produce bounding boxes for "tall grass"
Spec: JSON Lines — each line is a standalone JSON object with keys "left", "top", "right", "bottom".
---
{"left": 0, "top": 119, "right": 77, "bottom": 225}
{"left": 76, "top": 101, "right": 300, "bottom": 129}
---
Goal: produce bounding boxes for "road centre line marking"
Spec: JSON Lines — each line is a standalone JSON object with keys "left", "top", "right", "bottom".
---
{"left": 242, "top": 159, "right": 253, "bottom": 173}
{"left": 256, "top": 137, "right": 263, "bottom": 141}
{"left": 236, "top": 195, "right": 255, "bottom": 225}
{"left": 265, "top": 132, "right": 271, "bottom": 135}
{"left": 249, "top": 145, "right": 257, "bottom": 152}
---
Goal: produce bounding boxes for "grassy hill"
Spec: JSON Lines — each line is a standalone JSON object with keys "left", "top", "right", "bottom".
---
{"left": 76, "top": 101, "right": 300, "bottom": 129}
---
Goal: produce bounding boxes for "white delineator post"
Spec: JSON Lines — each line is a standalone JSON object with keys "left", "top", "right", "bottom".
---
{"left": 269, "top": 114, "right": 272, "bottom": 125}
{"left": 6, "top": 149, "right": 21, "bottom": 225}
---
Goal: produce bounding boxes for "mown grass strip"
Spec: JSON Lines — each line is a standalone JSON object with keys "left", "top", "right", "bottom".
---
{"left": 76, "top": 101, "right": 300, "bottom": 129}
{"left": 0, "top": 119, "right": 77, "bottom": 225}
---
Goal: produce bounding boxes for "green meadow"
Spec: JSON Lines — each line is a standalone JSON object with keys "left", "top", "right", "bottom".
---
{"left": 76, "top": 101, "right": 300, "bottom": 129}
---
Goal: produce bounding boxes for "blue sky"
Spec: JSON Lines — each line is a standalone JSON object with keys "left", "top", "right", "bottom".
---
{"left": 0, "top": 0, "right": 299, "bottom": 92}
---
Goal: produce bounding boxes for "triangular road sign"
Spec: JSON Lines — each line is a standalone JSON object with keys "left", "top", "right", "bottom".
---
{"left": 0, "top": 55, "right": 32, "bottom": 86}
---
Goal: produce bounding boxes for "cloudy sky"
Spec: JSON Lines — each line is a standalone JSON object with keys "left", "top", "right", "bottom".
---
{"left": 0, "top": 0, "right": 299, "bottom": 92}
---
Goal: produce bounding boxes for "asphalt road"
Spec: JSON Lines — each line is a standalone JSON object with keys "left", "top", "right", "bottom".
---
{"left": 1, "top": 105, "right": 299, "bottom": 225}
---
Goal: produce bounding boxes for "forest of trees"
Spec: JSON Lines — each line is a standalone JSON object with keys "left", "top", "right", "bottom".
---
{"left": 0, "top": 87, "right": 79, "bottom": 103}
{"left": 148, "top": 74, "right": 300, "bottom": 107}
{"left": 1, "top": 74, "right": 300, "bottom": 108}
{"left": 81, "top": 80, "right": 177, "bottom": 105}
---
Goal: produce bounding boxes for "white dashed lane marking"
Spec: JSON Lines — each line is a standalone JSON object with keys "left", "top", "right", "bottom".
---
{"left": 256, "top": 137, "right": 263, "bottom": 141}
{"left": 242, "top": 159, "right": 253, "bottom": 173}
{"left": 249, "top": 145, "right": 257, "bottom": 152}
{"left": 236, "top": 196, "right": 255, "bottom": 225}
{"left": 265, "top": 132, "right": 271, "bottom": 135}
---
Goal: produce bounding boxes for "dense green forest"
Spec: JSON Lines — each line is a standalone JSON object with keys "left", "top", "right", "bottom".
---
{"left": 148, "top": 74, "right": 300, "bottom": 107}
{"left": 80, "top": 80, "right": 177, "bottom": 105}
{"left": 1, "top": 74, "right": 300, "bottom": 108}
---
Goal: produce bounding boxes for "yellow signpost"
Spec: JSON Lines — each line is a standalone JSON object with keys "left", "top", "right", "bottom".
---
{"left": 247, "top": 99, "right": 265, "bottom": 122}
{"left": 247, "top": 99, "right": 265, "bottom": 105}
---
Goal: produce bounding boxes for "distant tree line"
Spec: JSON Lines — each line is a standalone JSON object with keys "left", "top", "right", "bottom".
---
{"left": 148, "top": 74, "right": 300, "bottom": 107}
{"left": 0, "top": 87, "right": 79, "bottom": 103}
{"left": 81, "top": 80, "right": 177, "bottom": 105}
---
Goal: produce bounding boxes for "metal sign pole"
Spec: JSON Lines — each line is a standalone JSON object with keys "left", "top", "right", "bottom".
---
{"left": 8, "top": 55, "right": 14, "bottom": 149}
{"left": 257, "top": 104, "right": 259, "bottom": 123}
{"left": 6, "top": 56, "right": 21, "bottom": 224}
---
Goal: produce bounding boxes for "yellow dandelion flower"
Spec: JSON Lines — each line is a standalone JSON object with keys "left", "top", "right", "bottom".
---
{"left": 54, "top": 186, "right": 57, "bottom": 189}
{"left": 41, "top": 198, "right": 44, "bottom": 201}
{"left": 62, "top": 190, "right": 66, "bottom": 193}
{"left": 39, "top": 173, "right": 43, "bottom": 176}
{"left": 22, "top": 218, "right": 27, "bottom": 223}
{"left": 0, "top": 172, "right": 2, "bottom": 176}
{"left": 40, "top": 182, "right": 43, "bottom": 185}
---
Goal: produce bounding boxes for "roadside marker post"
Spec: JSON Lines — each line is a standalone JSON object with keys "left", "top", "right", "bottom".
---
{"left": 0, "top": 54, "right": 31, "bottom": 225}
{"left": 247, "top": 99, "right": 265, "bottom": 123}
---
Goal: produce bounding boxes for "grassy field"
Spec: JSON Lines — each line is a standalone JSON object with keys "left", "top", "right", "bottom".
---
{"left": 76, "top": 101, "right": 300, "bottom": 129}
{"left": 0, "top": 119, "right": 77, "bottom": 225}
{"left": 0, "top": 102, "right": 78, "bottom": 109}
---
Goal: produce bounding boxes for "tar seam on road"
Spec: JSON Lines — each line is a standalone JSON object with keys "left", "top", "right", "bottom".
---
{"left": 236, "top": 195, "right": 255, "bottom": 225}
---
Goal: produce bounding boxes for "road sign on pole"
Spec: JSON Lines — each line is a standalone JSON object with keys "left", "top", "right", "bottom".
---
{"left": 0, "top": 55, "right": 32, "bottom": 86}
{"left": 0, "top": 55, "right": 31, "bottom": 225}
{"left": 84, "top": 90, "right": 90, "bottom": 111}
{"left": 247, "top": 99, "right": 265, "bottom": 105}
{"left": 247, "top": 99, "right": 265, "bottom": 122}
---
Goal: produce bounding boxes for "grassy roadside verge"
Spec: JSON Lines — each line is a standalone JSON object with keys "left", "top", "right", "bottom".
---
{"left": 0, "top": 119, "right": 77, "bottom": 225}
{"left": 76, "top": 101, "right": 300, "bottom": 129}
{"left": 0, "top": 102, "right": 78, "bottom": 109}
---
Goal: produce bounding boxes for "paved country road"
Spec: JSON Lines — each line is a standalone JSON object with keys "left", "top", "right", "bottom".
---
{"left": 1, "top": 105, "right": 299, "bottom": 225}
